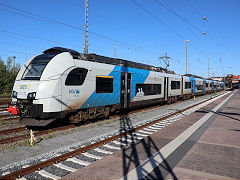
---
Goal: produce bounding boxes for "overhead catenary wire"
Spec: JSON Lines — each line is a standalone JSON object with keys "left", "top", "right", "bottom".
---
{"left": 131, "top": 0, "right": 209, "bottom": 59}
{"left": 0, "top": 1, "right": 233, "bottom": 76}
{"left": 150, "top": 0, "right": 226, "bottom": 65}
{"left": 0, "top": 2, "right": 161, "bottom": 56}
{"left": 0, "top": 27, "right": 81, "bottom": 48}
{"left": 132, "top": 0, "right": 227, "bottom": 77}
{"left": 184, "top": 0, "right": 240, "bottom": 56}
{"left": 70, "top": 0, "right": 167, "bottom": 50}
{"left": 152, "top": 0, "right": 206, "bottom": 35}
{"left": 151, "top": 0, "right": 240, "bottom": 69}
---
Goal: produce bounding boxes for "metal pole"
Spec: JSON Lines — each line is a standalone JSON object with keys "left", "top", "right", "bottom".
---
{"left": 113, "top": 45, "right": 116, "bottom": 58}
{"left": 208, "top": 58, "right": 209, "bottom": 79}
{"left": 84, "top": 0, "right": 89, "bottom": 54}
{"left": 12, "top": 56, "right": 16, "bottom": 75}
{"left": 185, "top": 40, "right": 189, "bottom": 74}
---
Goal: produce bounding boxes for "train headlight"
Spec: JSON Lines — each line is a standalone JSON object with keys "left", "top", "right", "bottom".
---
{"left": 12, "top": 91, "right": 17, "bottom": 98}
{"left": 27, "top": 92, "right": 36, "bottom": 100}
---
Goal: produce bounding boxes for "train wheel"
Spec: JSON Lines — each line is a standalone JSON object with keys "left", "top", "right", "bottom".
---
{"left": 103, "top": 107, "right": 110, "bottom": 117}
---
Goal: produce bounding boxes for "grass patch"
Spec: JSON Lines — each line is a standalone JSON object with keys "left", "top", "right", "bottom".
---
{"left": 97, "top": 121, "right": 104, "bottom": 126}
{"left": 44, "top": 134, "right": 53, "bottom": 140}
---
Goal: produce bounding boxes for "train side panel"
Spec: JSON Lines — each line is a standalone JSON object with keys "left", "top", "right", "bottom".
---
{"left": 168, "top": 75, "right": 182, "bottom": 97}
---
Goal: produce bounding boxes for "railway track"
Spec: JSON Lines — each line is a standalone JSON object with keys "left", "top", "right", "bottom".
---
{"left": 0, "top": 124, "right": 76, "bottom": 145}
{"left": 0, "top": 98, "right": 11, "bottom": 105}
{"left": 0, "top": 91, "right": 230, "bottom": 179}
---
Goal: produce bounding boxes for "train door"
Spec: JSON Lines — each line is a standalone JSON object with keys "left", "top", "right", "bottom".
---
{"left": 191, "top": 79, "right": 195, "bottom": 95}
{"left": 164, "top": 77, "right": 169, "bottom": 101}
{"left": 120, "top": 72, "right": 131, "bottom": 110}
{"left": 181, "top": 76, "right": 184, "bottom": 96}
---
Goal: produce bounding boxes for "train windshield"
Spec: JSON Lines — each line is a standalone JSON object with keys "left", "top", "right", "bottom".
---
{"left": 22, "top": 54, "right": 55, "bottom": 80}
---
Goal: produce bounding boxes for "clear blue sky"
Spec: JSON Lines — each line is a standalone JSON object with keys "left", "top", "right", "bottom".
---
{"left": 0, "top": 0, "right": 239, "bottom": 77}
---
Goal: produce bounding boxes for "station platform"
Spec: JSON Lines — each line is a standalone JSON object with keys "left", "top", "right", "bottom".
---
{"left": 61, "top": 90, "right": 240, "bottom": 180}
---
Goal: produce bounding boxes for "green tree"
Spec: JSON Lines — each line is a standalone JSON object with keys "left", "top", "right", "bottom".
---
{"left": 6, "top": 57, "right": 13, "bottom": 72}
{"left": 15, "top": 63, "right": 21, "bottom": 72}
{"left": 0, "top": 57, "right": 7, "bottom": 94}
{"left": 0, "top": 56, "right": 21, "bottom": 94}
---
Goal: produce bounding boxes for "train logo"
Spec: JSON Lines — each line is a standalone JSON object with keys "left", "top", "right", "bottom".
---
{"left": 69, "top": 89, "right": 80, "bottom": 95}
{"left": 18, "top": 84, "right": 31, "bottom": 90}
{"left": 136, "top": 88, "right": 145, "bottom": 101}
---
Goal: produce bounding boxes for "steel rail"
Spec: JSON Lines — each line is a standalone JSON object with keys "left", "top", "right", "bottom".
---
{"left": 0, "top": 124, "right": 76, "bottom": 145}
{"left": 0, "top": 108, "right": 7, "bottom": 112}
{"left": 0, "top": 114, "right": 17, "bottom": 119}
{"left": 0, "top": 117, "right": 19, "bottom": 121}
{"left": 0, "top": 92, "right": 228, "bottom": 180}
{"left": 0, "top": 101, "right": 10, "bottom": 105}
{"left": 0, "top": 126, "right": 26, "bottom": 135}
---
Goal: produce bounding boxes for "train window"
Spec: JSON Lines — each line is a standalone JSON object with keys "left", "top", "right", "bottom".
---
{"left": 196, "top": 85, "right": 203, "bottom": 90}
{"left": 185, "top": 82, "right": 191, "bottom": 89}
{"left": 65, "top": 68, "right": 88, "bottom": 86}
{"left": 96, "top": 76, "right": 113, "bottom": 93}
{"left": 171, "top": 81, "right": 180, "bottom": 90}
{"left": 22, "top": 54, "right": 55, "bottom": 80}
{"left": 136, "top": 84, "right": 161, "bottom": 96}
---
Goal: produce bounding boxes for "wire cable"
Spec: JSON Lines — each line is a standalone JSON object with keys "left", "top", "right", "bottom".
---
{"left": 0, "top": 2, "right": 161, "bottom": 56}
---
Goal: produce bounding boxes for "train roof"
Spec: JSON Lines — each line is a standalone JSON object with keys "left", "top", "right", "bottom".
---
{"left": 43, "top": 47, "right": 174, "bottom": 74}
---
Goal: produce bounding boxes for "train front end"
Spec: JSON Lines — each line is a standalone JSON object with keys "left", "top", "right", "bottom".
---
{"left": 8, "top": 48, "right": 68, "bottom": 126}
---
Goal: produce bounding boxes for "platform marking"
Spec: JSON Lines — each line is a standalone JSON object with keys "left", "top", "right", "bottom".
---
{"left": 135, "top": 132, "right": 149, "bottom": 137}
{"left": 112, "top": 140, "right": 128, "bottom": 145}
{"left": 54, "top": 162, "right": 77, "bottom": 172}
{"left": 82, "top": 152, "right": 103, "bottom": 160}
{"left": 37, "top": 169, "right": 61, "bottom": 180}
{"left": 143, "top": 127, "right": 157, "bottom": 132}
{"left": 119, "top": 137, "right": 135, "bottom": 144}
{"left": 22, "top": 164, "right": 30, "bottom": 168}
{"left": 120, "top": 91, "right": 234, "bottom": 180}
{"left": 138, "top": 130, "right": 153, "bottom": 135}
{"left": 39, "top": 158, "right": 48, "bottom": 162}
{"left": 154, "top": 122, "right": 166, "bottom": 127}
{"left": 147, "top": 126, "right": 162, "bottom": 130}
{"left": 67, "top": 157, "right": 90, "bottom": 166}
{"left": 151, "top": 124, "right": 164, "bottom": 128}
{"left": 94, "top": 148, "right": 113, "bottom": 155}
{"left": 103, "top": 144, "right": 121, "bottom": 150}
{"left": 16, "top": 177, "right": 28, "bottom": 180}
{"left": 126, "top": 134, "right": 143, "bottom": 140}
{"left": 1, "top": 171, "right": 10, "bottom": 176}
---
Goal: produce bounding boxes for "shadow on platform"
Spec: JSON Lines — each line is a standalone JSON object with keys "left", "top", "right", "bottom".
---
{"left": 196, "top": 108, "right": 240, "bottom": 122}
{"left": 119, "top": 114, "right": 178, "bottom": 180}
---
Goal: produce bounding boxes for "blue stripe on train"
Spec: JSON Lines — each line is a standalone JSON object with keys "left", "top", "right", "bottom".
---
{"left": 203, "top": 79, "right": 206, "bottom": 92}
{"left": 80, "top": 65, "right": 150, "bottom": 108}
{"left": 189, "top": 77, "right": 195, "bottom": 94}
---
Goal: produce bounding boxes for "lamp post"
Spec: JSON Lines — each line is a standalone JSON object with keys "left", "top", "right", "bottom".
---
{"left": 185, "top": 40, "right": 189, "bottom": 74}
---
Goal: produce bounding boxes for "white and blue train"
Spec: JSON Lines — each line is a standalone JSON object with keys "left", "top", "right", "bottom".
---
{"left": 8, "top": 47, "right": 224, "bottom": 126}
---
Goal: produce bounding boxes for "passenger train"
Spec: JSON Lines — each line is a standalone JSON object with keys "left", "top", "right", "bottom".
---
{"left": 8, "top": 47, "right": 224, "bottom": 126}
